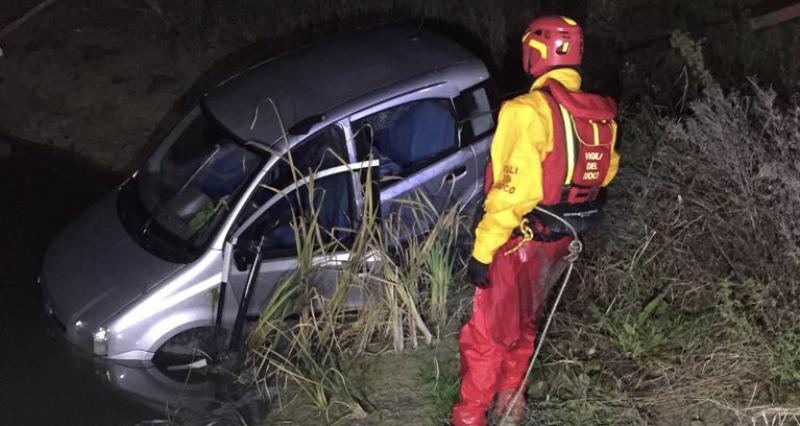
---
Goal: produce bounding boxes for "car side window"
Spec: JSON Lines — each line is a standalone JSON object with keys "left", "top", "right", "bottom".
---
{"left": 353, "top": 99, "right": 458, "bottom": 184}
{"left": 238, "top": 126, "right": 355, "bottom": 254}
{"left": 263, "top": 127, "right": 348, "bottom": 192}
{"left": 454, "top": 83, "right": 497, "bottom": 145}
{"left": 251, "top": 172, "right": 355, "bottom": 253}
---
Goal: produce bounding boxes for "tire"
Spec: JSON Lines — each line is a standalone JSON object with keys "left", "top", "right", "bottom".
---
{"left": 152, "top": 327, "right": 218, "bottom": 382}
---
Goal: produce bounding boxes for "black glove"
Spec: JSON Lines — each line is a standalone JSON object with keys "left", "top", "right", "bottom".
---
{"left": 467, "top": 257, "right": 490, "bottom": 289}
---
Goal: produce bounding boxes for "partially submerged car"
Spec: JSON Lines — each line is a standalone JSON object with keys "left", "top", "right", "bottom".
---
{"left": 40, "top": 24, "right": 497, "bottom": 371}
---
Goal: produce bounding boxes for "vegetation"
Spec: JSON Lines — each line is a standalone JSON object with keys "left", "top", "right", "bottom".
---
{"left": 511, "top": 34, "right": 800, "bottom": 425}
{"left": 241, "top": 154, "right": 475, "bottom": 424}
{"left": 4, "top": 1, "right": 800, "bottom": 425}
{"left": 231, "top": 31, "right": 800, "bottom": 426}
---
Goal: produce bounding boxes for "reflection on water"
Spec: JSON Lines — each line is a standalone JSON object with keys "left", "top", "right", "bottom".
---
{"left": 71, "top": 341, "right": 270, "bottom": 426}
{"left": 0, "top": 141, "right": 268, "bottom": 426}
{"left": 79, "top": 346, "right": 270, "bottom": 426}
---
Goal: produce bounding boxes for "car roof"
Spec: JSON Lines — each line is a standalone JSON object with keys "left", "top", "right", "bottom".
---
{"left": 202, "top": 23, "right": 484, "bottom": 146}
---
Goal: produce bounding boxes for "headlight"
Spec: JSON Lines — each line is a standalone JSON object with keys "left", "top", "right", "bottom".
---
{"left": 93, "top": 327, "right": 108, "bottom": 356}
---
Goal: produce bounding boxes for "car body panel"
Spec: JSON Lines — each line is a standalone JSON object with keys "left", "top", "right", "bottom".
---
{"left": 42, "top": 24, "right": 495, "bottom": 367}
{"left": 41, "top": 192, "right": 185, "bottom": 352}
{"left": 105, "top": 250, "right": 223, "bottom": 358}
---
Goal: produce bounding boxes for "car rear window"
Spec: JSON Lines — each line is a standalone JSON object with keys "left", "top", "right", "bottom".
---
{"left": 454, "top": 84, "right": 496, "bottom": 144}
{"left": 352, "top": 98, "right": 457, "bottom": 181}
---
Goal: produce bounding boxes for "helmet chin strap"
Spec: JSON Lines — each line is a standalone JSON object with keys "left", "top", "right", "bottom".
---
{"left": 526, "top": 47, "right": 534, "bottom": 76}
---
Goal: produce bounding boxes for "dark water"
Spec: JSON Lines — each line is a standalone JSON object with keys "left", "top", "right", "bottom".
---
{"left": 0, "top": 140, "right": 266, "bottom": 426}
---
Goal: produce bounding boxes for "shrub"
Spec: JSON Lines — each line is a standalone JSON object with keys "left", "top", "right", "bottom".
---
{"left": 526, "top": 33, "right": 800, "bottom": 423}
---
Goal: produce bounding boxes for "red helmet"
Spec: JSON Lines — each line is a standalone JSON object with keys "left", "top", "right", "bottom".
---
{"left": 522, "top": 15, "right": 583, "bottom": 77}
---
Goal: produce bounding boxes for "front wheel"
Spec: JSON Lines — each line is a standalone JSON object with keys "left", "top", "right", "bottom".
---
{"left": 152, "top": 327, "right": 218, "bottom": 382}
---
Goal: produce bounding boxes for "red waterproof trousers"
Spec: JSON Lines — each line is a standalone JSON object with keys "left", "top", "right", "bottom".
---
{"left": 451, "top": 235, "right": 570, "bottom": 426}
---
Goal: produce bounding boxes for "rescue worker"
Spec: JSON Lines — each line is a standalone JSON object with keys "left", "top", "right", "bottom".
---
{"left": 451, "top": 16, "right": 620, "bottom": 426}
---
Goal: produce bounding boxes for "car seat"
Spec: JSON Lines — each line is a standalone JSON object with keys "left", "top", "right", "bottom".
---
{"left": 379, "top": 101, "right": 455, "bottom": 170}
{"left": 313, "top": 174, "right": 352, "bottom": 236}
{"left": 197, "top": 143, "right": 258, "bottom": 198}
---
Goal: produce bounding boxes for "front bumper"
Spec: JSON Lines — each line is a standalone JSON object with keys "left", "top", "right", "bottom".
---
{"left": 40, "top": 276, "right": 97, "bottom": 354}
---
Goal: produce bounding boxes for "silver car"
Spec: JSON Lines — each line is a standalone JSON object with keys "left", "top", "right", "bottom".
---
{"left": 40, "top": 24, "right": 496, "bottom": 371}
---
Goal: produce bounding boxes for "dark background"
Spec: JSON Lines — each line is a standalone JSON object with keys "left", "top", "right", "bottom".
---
{"left": 0, "top": 1, "right": 798, "bottom": 424}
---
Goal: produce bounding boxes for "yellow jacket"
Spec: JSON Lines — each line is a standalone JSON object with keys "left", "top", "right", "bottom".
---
{"left": 472, "top": 68, "right": 620, "bottom": 264}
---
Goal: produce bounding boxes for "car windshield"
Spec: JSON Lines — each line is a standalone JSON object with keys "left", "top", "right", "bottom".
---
{"left": 118, "top": 108, "right": 265, "bottom": 262}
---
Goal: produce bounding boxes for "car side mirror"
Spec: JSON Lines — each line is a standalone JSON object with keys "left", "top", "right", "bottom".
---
{"left": 233, "top": 245, "right": 256, "bottom": 271}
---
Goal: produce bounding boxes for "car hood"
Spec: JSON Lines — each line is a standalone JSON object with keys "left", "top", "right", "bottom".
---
{"left": 42, "top": 191, "right": 184, "bottom": 328}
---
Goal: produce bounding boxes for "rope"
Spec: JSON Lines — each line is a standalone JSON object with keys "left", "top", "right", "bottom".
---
{"left": 498, "top": 206, "right": 582, "bottom": 425}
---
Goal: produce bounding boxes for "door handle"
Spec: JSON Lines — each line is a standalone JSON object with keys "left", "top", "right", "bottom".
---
{"left": 444, "top": 165, "right": 468, "bottom": 182}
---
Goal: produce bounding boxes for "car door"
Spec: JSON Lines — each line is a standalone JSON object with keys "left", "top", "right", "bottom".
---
{"left": 350, "top": 92, "right": 477, "bottom": 238}
{"left": 222, "top": 124, "right": 364, "bottom": 323}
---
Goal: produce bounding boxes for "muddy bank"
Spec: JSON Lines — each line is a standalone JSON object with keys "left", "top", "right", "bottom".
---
{"left": 0, "top": 1, "right": 225, "bottom": 170}
{"left": 4, "top": 0, "right": 796, "bottom": 173}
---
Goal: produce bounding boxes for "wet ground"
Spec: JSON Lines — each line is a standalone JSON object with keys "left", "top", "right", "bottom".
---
{"left": 0, "top": 138, "right": 266, "bottom": 425}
